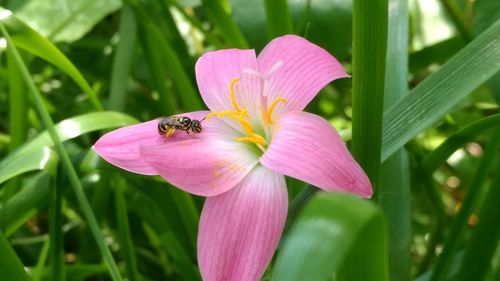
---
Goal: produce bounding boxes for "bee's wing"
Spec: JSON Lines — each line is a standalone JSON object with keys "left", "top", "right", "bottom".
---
{"left": 160, "top": 116, "right": 184, "bottom": 127}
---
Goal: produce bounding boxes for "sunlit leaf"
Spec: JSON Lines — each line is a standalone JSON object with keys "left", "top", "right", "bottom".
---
{"left": 382, "top": 19, "right": 500, "bottom": 161}
{"left": 0, "top": 8, "right": 103, "bottom": 110}
{"left": 15, "top": 0, "right": 121, "bottom": 43}
{"left": 273, "top": 192, "right": 388, "bottom": 281}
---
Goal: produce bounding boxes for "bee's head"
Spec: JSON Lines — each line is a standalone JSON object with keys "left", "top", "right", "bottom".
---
{"left": 191, "top": 120, "right": 202, "bottom": 133}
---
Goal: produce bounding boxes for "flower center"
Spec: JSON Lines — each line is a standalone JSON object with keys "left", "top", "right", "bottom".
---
{"left": 205, "top": 78, "right": 287, "bottom": 151}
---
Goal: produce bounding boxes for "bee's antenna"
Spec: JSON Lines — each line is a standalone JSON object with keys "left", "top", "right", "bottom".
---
{"left": 200, "top": 116, "right": 208, "bottom": 123}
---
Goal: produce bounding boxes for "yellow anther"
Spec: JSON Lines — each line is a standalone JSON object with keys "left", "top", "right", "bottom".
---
{"left": 206, "top": 77, "right": 269, "bottom": 148}
{"left": 264, "top": 97, "right": 287, "bottom": 125}
{"left": 229, "top": 78, "right": 244, "bottom": 113}
{"left": 234, "top": 134, "right": 266, "bottom": 145}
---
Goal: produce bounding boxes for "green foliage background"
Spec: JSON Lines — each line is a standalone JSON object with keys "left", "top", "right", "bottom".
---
{"left": 0, "top": 0, "right": 499, "bottom": 280}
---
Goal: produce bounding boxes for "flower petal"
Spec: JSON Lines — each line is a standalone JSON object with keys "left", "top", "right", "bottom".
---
{"left": 92, "top": 111, "right": 209, "bottom": 175}
{"left": 195, "top": 49, "right": 262, "bottom": 116}
{"left": 198, "top": 166, "right": 288, "bottom": 281}
{"left": 257, "top": 35, "right": 348, "bottom": 113}
{"left": 140, "top": 118, "right": 259, "bottom": 196}
{"left": 261, "top": 111, "right": 372, "bottom": 198}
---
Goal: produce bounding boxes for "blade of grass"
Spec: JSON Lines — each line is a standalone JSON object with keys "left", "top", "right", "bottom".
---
{"left": 439, "top": 0, "right": 472, "bottom": 41}
{"left": 113, "top": 175, "right": 140, "bottom": 281}
{"left": 137, "top": 23, "right": 177, "bottom": 114}
{"left": 167, "top": 0, "right": 224, "bottom": 48}
{"left": 201, "top": 0, "right": 248, "bottom": 48}
{"left": 33, "top": 238, "right": 50, "bottom": 281}
{"left": 0, "top": 147, "right": 58, "bottom": 186}
{"left": 429, "top": 127, "right": 500, "bottom": 281}
{"left": 351, "top": 0, "right": 388, "bottom": 191}
{"left": 4, "top": 46, "right": 29, "bottom": 200}
{"left": 0, "top": 172, "right": 52, "bottom": 236}
{"left": 49, "top": 166, "right": 64, "bottom": 281}
{"left": 420, "top": 114, "right": 500, "bottom": 174}
{"left": 263, "top": 0, "right": 293, "bottom": 38}
{"left": 0, "top": 23, "right": 123, "bottom": 281}
{"left": 0, "top": 111, "right": 138, "bottom": 170}
{"left": 109, "top": 4, "right": 137, "bottom": 112}
{"left": 456, "top": 159, "right": 500, "bottom": 281}
{"left": 382, "top": 19, "right": 500, "bottom": 161}
{"left": 0, "top": 8, "right": 103, "bottom": 111}
{"left": 379, "top": 1, "right": 411, "bottom": 280}
{"left": 7, "top": 47, "right": 28, "bottom": 155}
{"left": 132, "top": 2, "right": 202, "bottom": 112}
{"left": 0, "top": 232, "right": 31, "bottom": 281}
{"left": 273, "top": 193, "right": 389, "bottom": 281}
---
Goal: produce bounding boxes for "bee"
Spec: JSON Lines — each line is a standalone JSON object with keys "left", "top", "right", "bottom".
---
{"left": 157, "top": 116, "right": 203, "bottom": 137}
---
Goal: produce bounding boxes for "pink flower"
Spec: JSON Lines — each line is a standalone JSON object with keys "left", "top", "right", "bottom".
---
{"left": 93, "top": 35, "right": 372, "bottom": 281}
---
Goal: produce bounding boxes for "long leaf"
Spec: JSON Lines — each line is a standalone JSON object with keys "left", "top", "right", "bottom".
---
{"left": 421, "top": 114, "right": 500, "bottom": 174}
{"left": 273, "top": 193, "right": 388, "bottom": 281}
{"left": 351, "top": 0, "right": 388, "bottom": 189}
{"left": 379, "top": 1, "right": 411, "bottom": 280}
{"left": 429, "top": 127, "right": 500, "bottom": 281}
{"left": 0, "top": 8, "right": 103, "bottom": 111}
{"left": 0, "top": 172, "right": 51, "bottom": 236}
{"left": 456, "top": 161, "right": 500, "bottom": 281}
{"left": 0, "top": 232, "right": 32, "bottom": 281}
{"left": 382, "top": 19, "right": 500, "bottom": 161}
{"left": 0, "top": 23, "right": 123, "bottom": 281}
{"left": 15, "top": 0, "right": 121, "bottom": 43}
{"left": 0, "top": 147, "right": 58, "bottom": 185}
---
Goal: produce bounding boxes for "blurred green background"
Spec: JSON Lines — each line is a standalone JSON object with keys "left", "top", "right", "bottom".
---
{"left": 0, "top": 0, "right": 499, "bottom": 280}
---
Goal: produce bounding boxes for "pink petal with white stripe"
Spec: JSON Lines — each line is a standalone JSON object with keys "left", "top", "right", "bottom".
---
{"left": 92, "top": 111, "right": 208, "bottom": 175}
{"left": 261, "top": 111, "right": 372, "bottom": 198}
{"left": 198, "top": 166, "right": 288, "bottom": 281}
{"left": 257, "top": 35, "right": 348, "bottom": 115}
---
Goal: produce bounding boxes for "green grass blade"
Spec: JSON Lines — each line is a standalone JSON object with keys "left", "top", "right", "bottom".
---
{"left": 382, "top": 19, "right": 500, "bottom": 161}
{"left": 132, "top": 2, "right": 201, "bottom": 112}
{"left": 201, "top": 0, "right": 248, "bottom": 48}
{"left": 49, "top": 167, "right": 64, "bottom": 281}
{"left": 429, "top": 127, "right": 500, "bottom": 281}
{"left": 0, "top": 147, "right": 58, "bottom": 185}
{"left": 109, "top": 5, "right": 137, "bottom": 112}
{"left": 439, "top": 0, "right": 471, "bottom": 41}
{"left": 32, "top": 238, "right": 50, "bottom": 281}
{"left": 263, "top": 0, "right": 293, "bottom": 38}
{"left": 0, "top": 111, "right": 137, "bottom": 169}
{"left": 0, "top": 8, "right": 103, "bottom": 111}
{"left": 421, "top": 114, "right": 500, "bottom": 174}
{"left": 456, "top": 161, "right": 500, "bottom": 281}
{"left": 167, "top": 0, "right": 224, "bottom": 48}
{"left": 114, "top": 176, "right": 140, "bottom": 281}
{"left": 4, "top": 45, "right": 29, "bottom": 199}
{"left": 0, "top": 232, "right": 32, "bottom": 281}
{"left": 7, "top": 47, "right": 28, "bottom": 151}
{"left": 0, "top": 172, "right": 52, "bottom": 236}
{"left": 379, "top": 1, "right": 411, "bottom": 280}
{"left": 351, "top": 0, "right": 388, "bottom": 190}
{"left": 273, "top": 193, "right": 388, "bottom": 281}
{"left": 0, "top": 23, "right": 123, "bottom": 281}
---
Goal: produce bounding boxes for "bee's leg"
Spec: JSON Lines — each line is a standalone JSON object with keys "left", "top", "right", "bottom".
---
{"left": 165, "top": 128, "right": 176, "bottom": 138}
{"left": 185, "top": 129, "right": 190, "bottom": 135}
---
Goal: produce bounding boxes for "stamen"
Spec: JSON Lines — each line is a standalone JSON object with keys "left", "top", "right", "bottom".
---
{"left": 229, "top": 78, "right": 244, "bottom": 113}
{"left": 234, "top": 134, "right": 266, "bottom": 145}
{"left": 264, "top": 97, "right": 287, "bottom": 125}
{"left": 206, "top": 77, "right": 269, "bottom": 148}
